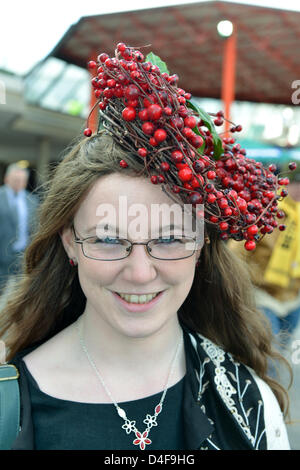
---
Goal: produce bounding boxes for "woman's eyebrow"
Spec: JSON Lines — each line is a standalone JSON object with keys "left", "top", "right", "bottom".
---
{"left": 84, "top": 223, "right": 114, "bottom": 233}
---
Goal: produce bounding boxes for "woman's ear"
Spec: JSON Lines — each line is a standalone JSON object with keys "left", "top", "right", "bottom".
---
{"left": 60, "top": 226, "right": 77, "bottom": 260}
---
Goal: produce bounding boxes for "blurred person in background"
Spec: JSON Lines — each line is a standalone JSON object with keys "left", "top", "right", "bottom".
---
{"left": 0, "top": 164, "right": 39, "bottom": 295}
{"left": 229, "top": 170, "right": 300, "bottom": 349}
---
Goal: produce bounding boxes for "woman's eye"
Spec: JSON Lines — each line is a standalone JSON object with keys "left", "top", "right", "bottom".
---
{"left": 93, "top": 237, "right": 121, "bottom": 244}
{"left": 158, "top": 237, "right": 181, "bottom": 244}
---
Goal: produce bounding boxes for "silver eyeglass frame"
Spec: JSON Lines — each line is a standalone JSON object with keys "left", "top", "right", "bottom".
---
{"left": 71, "top": 224, "right": 198, "bottom": 262}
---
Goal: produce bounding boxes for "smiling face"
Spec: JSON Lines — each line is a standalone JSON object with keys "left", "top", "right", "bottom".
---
{"left": 61, "top": 173, "right": 202, "bottom": 339}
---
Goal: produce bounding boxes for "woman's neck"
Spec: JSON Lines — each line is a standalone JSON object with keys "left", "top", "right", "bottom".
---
{"left": 77, "top": 308, "right": 184, "bottom": 377}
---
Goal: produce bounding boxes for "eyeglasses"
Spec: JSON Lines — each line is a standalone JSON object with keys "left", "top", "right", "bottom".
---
{"left": 72, "top": 225, "right": 199, "bottom": 261}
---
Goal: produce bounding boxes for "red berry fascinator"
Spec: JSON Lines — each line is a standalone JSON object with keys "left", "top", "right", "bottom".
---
{"left": 84, "top": 43, "right": 297, "bottom": 251}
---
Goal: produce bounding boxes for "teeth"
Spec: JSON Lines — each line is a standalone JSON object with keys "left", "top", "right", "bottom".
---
{"left": 117, "top": 292, "right": 159, "bottom": 303}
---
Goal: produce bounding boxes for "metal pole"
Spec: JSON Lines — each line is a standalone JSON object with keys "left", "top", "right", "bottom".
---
{"left": 221, "top": 27, "right": 237, "bottom": 134}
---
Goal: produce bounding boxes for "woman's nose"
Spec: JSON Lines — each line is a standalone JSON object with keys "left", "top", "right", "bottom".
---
{"left": 122, "top": 244, "right": 157, "bottom": 283}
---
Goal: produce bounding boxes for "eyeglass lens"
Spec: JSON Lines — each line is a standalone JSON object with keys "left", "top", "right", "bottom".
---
{"left": 81, "top": 236, "right": 196, "bottom": 260}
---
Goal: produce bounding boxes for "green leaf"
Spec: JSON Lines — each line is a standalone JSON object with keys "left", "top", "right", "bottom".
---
{"left": 145, "top": 52, "right": 170, "bottom": 75}
{"left": 187, "top": 100, "right": 223, "bottom": 160}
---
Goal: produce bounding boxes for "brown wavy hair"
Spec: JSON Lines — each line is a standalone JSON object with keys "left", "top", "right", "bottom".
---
{"left": 0, "top": 131, "right": 292, "bottom": 416}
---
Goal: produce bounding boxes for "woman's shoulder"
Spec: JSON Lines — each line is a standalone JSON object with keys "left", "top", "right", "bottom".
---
{"left": 19, "top": 323, "right": 109, "bottom": 403}
{"left": 245, "top": 367, "right": 290, "bottom": 450}
{"left": 21, "top": 323, "right": 82, "bottom": 398}
{"left": 23, "top": 323, "right": 75, "bottom": 368}
{"left": 186, "top": 330, "right": 291, "bottom": 450}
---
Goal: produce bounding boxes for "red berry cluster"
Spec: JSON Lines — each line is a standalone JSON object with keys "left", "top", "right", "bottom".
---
{"left": 85, "top": 44, "right": 297, "bottom": 251}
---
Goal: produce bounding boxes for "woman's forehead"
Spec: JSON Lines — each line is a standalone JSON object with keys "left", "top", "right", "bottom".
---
{"left": 79, "top": 173, "right": 179, "bottom": 209}
{"left": 74, "top": 174, "right": 202, "bottom": 239}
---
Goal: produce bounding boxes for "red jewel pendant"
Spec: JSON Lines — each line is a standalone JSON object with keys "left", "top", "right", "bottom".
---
{"left": 133, "top": 431, "right": 152, "bottom": 450}
{"left": 126, "top": 403, "right": 162, "bottom": 449}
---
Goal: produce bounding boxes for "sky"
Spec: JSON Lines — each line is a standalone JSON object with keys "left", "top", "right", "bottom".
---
{"left": 1, "top": 0, "right": 300, "bottom": 75}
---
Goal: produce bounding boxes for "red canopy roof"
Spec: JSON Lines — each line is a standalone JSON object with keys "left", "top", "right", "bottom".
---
{"left": 49, "top": 1, "right": 300, "bottom": 105}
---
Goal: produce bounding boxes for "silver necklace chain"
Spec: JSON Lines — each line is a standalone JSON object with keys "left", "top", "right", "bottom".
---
{"left": 76, "top": 318, "right": 183, "bottom": 450}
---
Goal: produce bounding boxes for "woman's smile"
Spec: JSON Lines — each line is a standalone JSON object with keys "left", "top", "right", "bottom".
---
{"left": 109, "top": 289, "right": 166, "bottom": 312}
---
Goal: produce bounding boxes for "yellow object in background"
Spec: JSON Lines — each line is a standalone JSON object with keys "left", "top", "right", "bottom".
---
{"left": 264, "top": 197, "right": 300, "bottom": 287}
{"left": 228, "top": 195, "right": 300, "bottom": 303}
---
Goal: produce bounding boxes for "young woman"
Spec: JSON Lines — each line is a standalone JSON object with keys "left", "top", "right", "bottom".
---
{"left": 0, "top": 44, "right": 293, "bottom": 450}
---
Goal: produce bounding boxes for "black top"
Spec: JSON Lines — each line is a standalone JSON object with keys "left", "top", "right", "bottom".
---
{"left": 10, "top": 326, "right": 268, "bottom": 450}
{"left": 22, "top": 360, "right": 186, "bottom": 450}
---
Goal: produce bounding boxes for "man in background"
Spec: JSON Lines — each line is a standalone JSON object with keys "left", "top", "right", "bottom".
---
{"left": 0, "top": 164, "right": 39, "bottom": 294}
